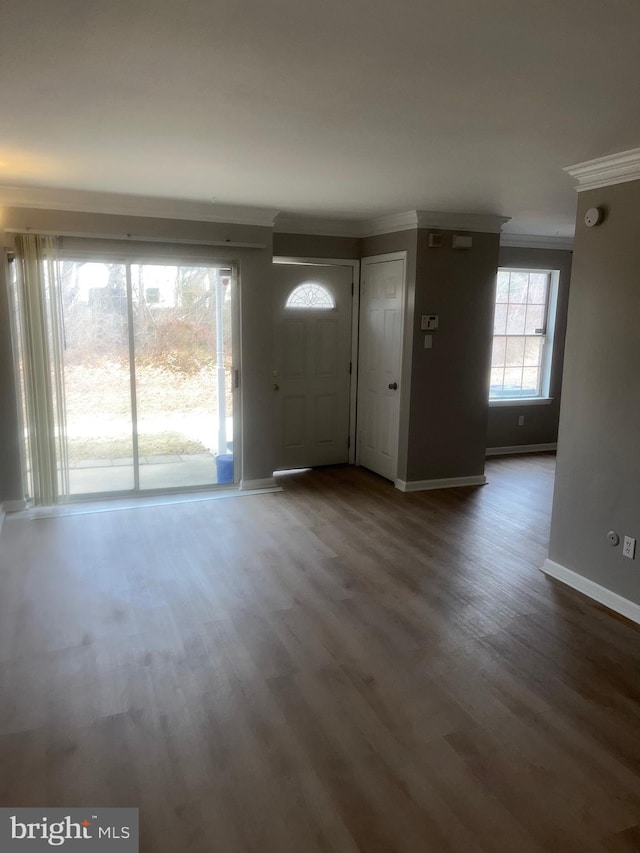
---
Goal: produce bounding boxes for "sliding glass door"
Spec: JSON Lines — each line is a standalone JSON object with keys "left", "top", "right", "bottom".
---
{"left": 17, "top": 247, "right": 237, "bottom": 503}
{"left": 60, "top": 261, "right": 136, "bottom": 494}
{"left": 131, "top": 263, "right": 234, "bottom": 492}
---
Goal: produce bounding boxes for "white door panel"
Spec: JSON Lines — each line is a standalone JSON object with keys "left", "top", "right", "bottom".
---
{"left": 357, "top": 257, "right": 405, "bottom": 481}
{"left": 274, "top": 264, "right": 353, "bottom": 469}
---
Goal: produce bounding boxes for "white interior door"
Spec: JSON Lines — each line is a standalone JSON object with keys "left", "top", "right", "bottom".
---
{"left": 273, "top": 263, "right": 353, "bottom": 469}
{"left": 357, "top": 255, "right": 405, "bottom": 481}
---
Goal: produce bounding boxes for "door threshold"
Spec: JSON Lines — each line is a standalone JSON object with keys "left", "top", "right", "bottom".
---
{"left": 11, "top": 485, "right": 283, "bottom": 520}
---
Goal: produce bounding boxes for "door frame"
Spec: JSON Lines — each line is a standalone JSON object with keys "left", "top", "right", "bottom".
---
{"left": 273, "top": 256, "right": 360, "bottom": 464}
{"left": 356, "top": 251, "right": 408, "bottom": 480}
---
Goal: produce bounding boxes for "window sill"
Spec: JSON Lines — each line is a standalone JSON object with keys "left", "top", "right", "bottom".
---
{"left": 489, "top": 397, "right": 554, "bottom": 408}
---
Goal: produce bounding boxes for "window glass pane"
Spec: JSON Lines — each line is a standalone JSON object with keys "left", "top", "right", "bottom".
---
{"left": 503, "top": 367, "right": 523, "bottom": 390}
{"left": 59, "top": 261, "right": 135, "bottom": 495}
{"left": 524, "top": 337, "right": 542, "bottom": 366}
{"left": 522, "top": 367, "right": 540, "bottom": 395}
{"left": 508, "top": 272, "right": 528, "bottom": 304}
{"left": 506, "top": 304, "right": 526, "bottom": 334}
{"left": 490, "top": 368, "right": 505, "bottom": 392}
{"left": 286, "top": 282, "right": 335, "bottom": 309}
{"left": 491, "top": 336, "right": 506, "bottom": 367}
{"left": 525, "top": 304, "right": 545, "bottom": 334}
{"left": 505, "top": 336, "right": 525, "bottom": 366}
{"left": 528, "top": 273, "right": 548, "bottom": 304}
{"left": 493, "top": 303, "right": 507, "bottom": 335}
{"left": 490, "top": 268, "right": 556, "bottom": 401}
{"left": 496, "top": 271, "right": 510, "bottom": 302}
{"left": 132, "top": 264, "right": 233, "bottom": 491}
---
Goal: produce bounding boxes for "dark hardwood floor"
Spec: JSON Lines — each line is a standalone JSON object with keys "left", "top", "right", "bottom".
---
{"left": 1, "top": 454, "right": 640, "bottom": 852}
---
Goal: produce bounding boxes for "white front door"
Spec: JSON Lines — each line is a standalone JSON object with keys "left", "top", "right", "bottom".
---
{"left": 273, "top": 263, "right": 353, "bottom": 469}
{"left": 357, "top": 255, "right": 405, "bottom": 481}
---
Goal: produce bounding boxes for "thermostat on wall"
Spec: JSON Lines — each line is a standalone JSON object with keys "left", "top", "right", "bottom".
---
{"left": 584, "top": 207, "right": 602, "bottom": 228}
{"left": 421, "top": 314, "right": 439, "bottom": 330}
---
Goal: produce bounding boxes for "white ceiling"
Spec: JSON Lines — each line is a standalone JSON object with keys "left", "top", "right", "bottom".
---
{"left": 1, "top": 0, "right": 639, "bottom": 237}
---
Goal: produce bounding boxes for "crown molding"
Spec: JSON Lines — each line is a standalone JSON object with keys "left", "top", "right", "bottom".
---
{"left": 364, "top": 210, "right": 419, "bottom": 236}
{"left": 565, "top": 147, "right": 640, "bottom": 192}
{"left": 0, "top": 187, "right": 518, "bottom": 238}
{"left": 273, "top": 214, "right": 362, "bottom": 237}
{"left": 500, "top": 233, "right": 574, "bottom": 250}
{"left": 0, "top": 185, "right": 279, "bottom": 227}
{"left": 275, "top": 209, "right": 510, "bottom": 238}
{"left": 0, "top": 190, "right": 513, "bottom": 237}
{"left": 415, "top": 211, "right": 510, "bottom": 233}
{"left": 274, "top": 211, "right": 420, "bottom": 238}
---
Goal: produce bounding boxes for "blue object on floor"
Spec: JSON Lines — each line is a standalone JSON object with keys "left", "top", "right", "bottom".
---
{"left": 215, "top": 453, "right": 234, "bottom": 484}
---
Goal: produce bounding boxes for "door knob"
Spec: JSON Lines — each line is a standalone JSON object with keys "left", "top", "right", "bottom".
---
{"left": 273, "top": 383, "right": 280, "bottom": 391}
{"left": 388, "top": 382, "right": 398, "bottom": 390}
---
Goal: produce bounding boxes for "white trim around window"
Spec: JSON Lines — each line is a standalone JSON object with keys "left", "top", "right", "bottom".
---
{"left": 489, "top": 268, "right": 560, "bottom": 405}
{"left": 489, "top": 397, "right": 553, "bottom": 407}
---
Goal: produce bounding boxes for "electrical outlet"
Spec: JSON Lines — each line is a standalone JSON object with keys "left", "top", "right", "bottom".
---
{"left": 623, "top": 536, "right": 636, "bottom": 560}
{"left": 517, "top": 415, "right": 525, "bottom": 426}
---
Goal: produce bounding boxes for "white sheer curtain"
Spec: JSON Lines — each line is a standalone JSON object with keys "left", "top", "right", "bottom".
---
{"left": 13, "top": 234, "right": 68, "bottom": 504}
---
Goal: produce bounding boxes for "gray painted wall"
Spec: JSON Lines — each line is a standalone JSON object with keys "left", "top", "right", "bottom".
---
{"left": 0, "top": 207, "right": 276, "bottom": 497}
{"left": 487, "top": 246, "right": 572, "bottom": 449}
{"left": 549, "top": 180, "right": 640, "bottom": 604}
{"left": 406, "top": 229, "right": 500, "bottom": 481}
{"left": 273, "top": 232, "right": 360, "bottom": 260}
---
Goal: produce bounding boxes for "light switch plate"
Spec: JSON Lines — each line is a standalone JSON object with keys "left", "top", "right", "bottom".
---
{"left": 421, "top": 314, "right": 439, "bottom": 331}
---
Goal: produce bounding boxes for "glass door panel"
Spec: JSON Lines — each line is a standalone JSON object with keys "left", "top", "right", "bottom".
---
{"left": 131, "top": 263, "right": 233, "bottom": 491}
{"left": 59, "top": 261, "right": 135, "bottom": 495}
{"left": 17, "top": 254, "right": 236, "bottom": 503}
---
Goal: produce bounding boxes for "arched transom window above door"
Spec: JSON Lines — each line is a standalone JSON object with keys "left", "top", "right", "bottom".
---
{"left": 285, "top": 282, "right": 335, "bottom": 310}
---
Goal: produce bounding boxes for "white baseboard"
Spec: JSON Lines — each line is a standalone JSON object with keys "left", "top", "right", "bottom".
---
{"left": 394, "top": 474, "right": 487, "bottom": 493}
{"left": 2, "top": 499, "right": 27, "bottom": 512}
{"left": 486, "top": 443, "right": 557, "bottom": 457}
{"left": 542, "top": 558, "right": 640, "bottom": 626}
{"left": 239, "top": 477, "right": 278, "bottom": 491}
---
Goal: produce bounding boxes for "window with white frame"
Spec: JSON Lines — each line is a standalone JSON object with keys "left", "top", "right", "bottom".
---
{"left": 489, "top": 268, "right": 558, "bottom": 401}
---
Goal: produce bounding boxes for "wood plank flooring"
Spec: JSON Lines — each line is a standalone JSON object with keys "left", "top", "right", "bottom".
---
{"left": 1, "top": 454, "right": 640, "bottom": 852}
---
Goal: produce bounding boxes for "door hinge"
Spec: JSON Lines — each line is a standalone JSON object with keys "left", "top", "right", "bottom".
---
{"left": 351, "top": 280, "right": 354, "bottom": 296}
